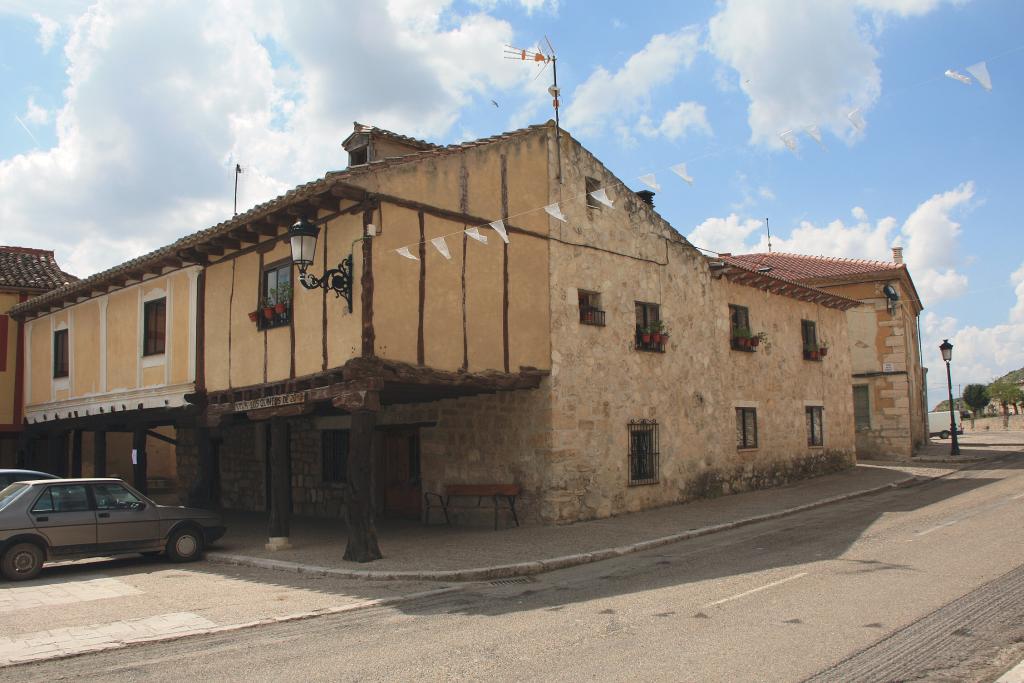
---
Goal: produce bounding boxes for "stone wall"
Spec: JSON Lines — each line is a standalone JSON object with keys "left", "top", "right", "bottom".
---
{"left": 965, "top": 414, "right": 1024, "bottom": 432}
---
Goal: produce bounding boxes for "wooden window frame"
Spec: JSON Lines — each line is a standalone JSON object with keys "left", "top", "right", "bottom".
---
{"left": 729, "top": 304, "right": 756, "bottom": 352}
{"left": 802, "top": 319, "right": 820, "bottom": 361}
{"left": 806, "top": 406, "right": 824, "bottom": 447}
{"left": 142, "top": 297, "right": 167, "bottom": 356}
{"left": 579, "top": 290, "right": 605, "bottom": 326}
{"left": 736, "top": 407, "right": 758, "bottom": 449}
{"left": 53, "top": 329, "right": 68, "bottom": 378}
{"left": 259, "top": 259, "right": 293, "bottom": 331}
{"left": 853, "top": 385, "right": 871, "bottom": 431}
{"left": 634, "top": 301, "right": 663, "bottom": 352}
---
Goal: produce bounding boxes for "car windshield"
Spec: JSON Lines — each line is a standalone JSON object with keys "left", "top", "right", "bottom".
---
{"left": 0, "top": 483, "right": 29, "bottom": 511}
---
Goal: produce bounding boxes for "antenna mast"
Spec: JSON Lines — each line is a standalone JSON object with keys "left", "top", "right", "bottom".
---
{"left": 505, "top": 37, "right": 562, "bottom": 183}
{"left": 766, "top": 217, "right": 772, "bottom": 253}
{"left": 233, "top": 163, "right": 243, "bottom": 216}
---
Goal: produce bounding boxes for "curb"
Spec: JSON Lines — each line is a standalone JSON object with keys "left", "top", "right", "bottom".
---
{"left": 207, "top": 473, "right": 929, "bottom": 582}
{"left": 1, "top": 584, "right": 461, "bottom": 669}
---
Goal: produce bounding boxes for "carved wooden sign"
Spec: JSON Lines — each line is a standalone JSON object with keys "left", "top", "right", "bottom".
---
{"left": 234, "top": 392, "right": 305, "bottom": 413}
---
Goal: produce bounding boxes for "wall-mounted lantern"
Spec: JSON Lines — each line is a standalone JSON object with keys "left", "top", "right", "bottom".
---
{"left": 289, "top": 217, "right": 354, "bottom": 312}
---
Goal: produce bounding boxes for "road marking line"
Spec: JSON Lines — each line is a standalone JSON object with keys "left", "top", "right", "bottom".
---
{"left": 997, "top": 657, "right": 1024, "bottom": 683}
{"left": 1011, "top": 492, "right": 1024, "bottom": 500}
{"left": 703, "top": 572, "right": 808, "bottom": 608}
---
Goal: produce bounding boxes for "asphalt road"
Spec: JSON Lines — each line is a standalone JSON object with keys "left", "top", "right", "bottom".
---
{"left": 13, "top": 447, "right": 1024, "bottom": 682}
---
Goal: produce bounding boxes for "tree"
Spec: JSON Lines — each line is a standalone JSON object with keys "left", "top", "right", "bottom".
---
{"left": 962, "top": 384, "right": 990, "bottom": 426}
{"left": 988, "top": 381, "right": 1024, "bottom": 428}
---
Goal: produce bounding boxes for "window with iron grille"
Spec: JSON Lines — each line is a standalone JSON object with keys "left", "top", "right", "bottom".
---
{"left": 806, "top": 406, "right": 824, "bottom": 446}
{"left": 634, "top": 301, "right": 663, "bottom": 352}
{"left": 853, "top": 386, "right": 871, "bottom": 431}
{"left": 259, "top": 260, "right": 292, "bottom": 330}
{"left": 729, "top": 304, "right": 755, "bottom": 351}
{"left": 628, "top": 419, "right": 659, "bottom": 485}
{"left": 143, "top": 298, "right": 166, "bottom": 356}
{"left": 585, "top": 176, "right": 602, "bottom": 209}
{"left": 579, "top": 290, "right": 605, "bottom": 326}
{"left": 53, "top": 329, "right": 68, "bottom": 378}
{"left": 322, "top": 429, "right": 349, "bottom": 483}
{"left": 736, "top": 407, "right": 758, "bottom": 449}
{"left": 802, "top": 319, "right": 820, "bottom": 360}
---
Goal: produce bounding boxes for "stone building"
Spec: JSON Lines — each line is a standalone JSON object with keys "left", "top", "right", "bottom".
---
{"left": 723, "top": 250, "right": 928, "bottom": 459}
{"left": 11, "top": 121, "right": 862, "bottom": 546}
{"left": 0, "top": 247, "right": 76, "bottom": 468}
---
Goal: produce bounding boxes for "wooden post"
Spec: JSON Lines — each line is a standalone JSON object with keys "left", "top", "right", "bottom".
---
{"left": 344, "top": 408, "right": 382, "bottom": 562}
{"left": 93, "top": 431, "right": 107, "bottom": 477}
{"left": 46, "top": 431, "right": 66, "bottom": 477}
{"left": 266, "top": 418, "right": 292, "bottom": 551}
{"left": 132, "top": 427, "right": 148, "bottom": 495}
{"left": 188, "top": 426, "right": 215, "bottom": 508}
{"left": 70, "top": 429, "right": 83, "bottom": 478}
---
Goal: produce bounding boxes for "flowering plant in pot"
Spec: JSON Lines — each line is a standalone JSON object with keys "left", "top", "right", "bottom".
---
{"left": 272, "top": 282, "right": 292, "bottom": 314}
{"left": 733, "top": 326, "right": 752, "bottom": 348}
{"left": 818, "top": 341, "right": 829, "bottom": 357}
{"left": 639, "top": 325, "right": 653, "bottom": 344}
{"left": 248, "top": 310, "right": 259, "bottom": 322}
{"left": 262, "top": 298, "right": 275, "bottom": 320}
{"left": 649, "top": 320, "right": 666, "bottom": 344}
{"left": 804, "top": 341, "right": 820, "bottom": 360}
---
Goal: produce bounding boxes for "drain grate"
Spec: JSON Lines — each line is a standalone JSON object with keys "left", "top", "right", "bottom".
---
{"left": 488, "top": 576, "right": 534, "bottom": 586}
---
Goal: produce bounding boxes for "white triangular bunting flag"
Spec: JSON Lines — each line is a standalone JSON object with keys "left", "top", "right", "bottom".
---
{"left": 670, "top": 163, "right": 694, "bottom": 185}
{"left": 944, "top": 69, "right": 972, "bottom": 85}
{"left": 589, "top": 188, "right": 614, "bottom": 208}
{"left": 847, "top": 108, "right": 866, "bottom": 131}
{"left": 430, "top": 236, "right": 451, "bottom": 259}
{"left": 489, "top": 220, "right": 509, "bottom": 244}
{"left": 544, "top": 203, "right": 566, "bottom": 222}
{"left": 395, "top": 246, "right": 418, "bottom": 260}
{"left": 966, "top": 61, "right": 991, "bottom": 91}
{"left": 779, "top": 129, "right": 799, "bottom": 153}
{"left": 638, "top": 174, "right": 661, "bottom": 191}
{"left": 465, "top": 227, "right": 488, "bottom": 244}
{"left": 804, "top": 124, "right": 826, "bottom": 150}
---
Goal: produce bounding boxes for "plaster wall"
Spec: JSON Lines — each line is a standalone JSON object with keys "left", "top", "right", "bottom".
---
{"left": 0, "top": 291, "right": 21, "bottom": 425}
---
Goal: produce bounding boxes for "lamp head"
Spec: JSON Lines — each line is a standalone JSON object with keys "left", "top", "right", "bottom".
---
{"left": 939, "top": 338, "right": 953, "bottom": 362}
{"left": 289, "top": 217, "right": 320, "bottom": 274}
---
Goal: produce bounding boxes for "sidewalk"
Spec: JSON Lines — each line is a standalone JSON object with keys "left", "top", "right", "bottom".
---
{"left": 208, "top": 456, "right": 983, "bottom": 582}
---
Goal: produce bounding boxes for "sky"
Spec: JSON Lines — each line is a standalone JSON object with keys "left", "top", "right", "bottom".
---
{"left": 1, "top": 0, "right": 1022, "bottom": 404}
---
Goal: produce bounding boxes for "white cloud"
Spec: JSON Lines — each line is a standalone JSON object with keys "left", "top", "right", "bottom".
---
{"left": 687, "top": 214, "right": 764, "bottom": 254}
{"left": 0, "top": 1, "right": 529, "bottom": 277}
{"left": 758, "top": 186, "right": 775, "bottom": 201}
{"left": 564, "top": 28, "right": 701, "bottom": 139}
{"left": 31, "top": 12, "right": 61, "bottom": 52}
{"left": 897, "top": 181, "right": 974, "bottom": 302}
{"left": 852, "top": 206, "right": 868, "bottom": 221}
{"left": 1010, "top": 262, "right": 1024, "bottom": 323}
{"left": 707, "top": 0, "right": 953, "bottom": 148}
{"left": 657, "top": 101, "right": 713, "bottom": 140}
{"left": 22, "top": 97, "right": 50, "bottom": 125}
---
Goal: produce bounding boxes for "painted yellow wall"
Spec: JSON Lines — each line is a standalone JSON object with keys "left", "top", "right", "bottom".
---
{"left": 169, "top": 273, "right": 192, "bottom": 385}
{"left": 105, "top": 289, "right": 137, "bottom": 391}
{"left": 71, "top": 301, "right": 100, "bottom": 395}
{"left": 0, "top": 291, "right": 20, "bottom": 425}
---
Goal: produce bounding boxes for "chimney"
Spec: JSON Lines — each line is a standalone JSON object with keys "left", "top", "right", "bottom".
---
{"left": 892, "top": 246, "right": 904, "bottom": 264}
{"left": 636, "top": 190, "right": 655, "bottom": 207}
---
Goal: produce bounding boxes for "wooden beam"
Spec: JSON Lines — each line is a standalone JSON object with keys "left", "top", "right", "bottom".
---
{"left": 145, "top": 429, "right": 177, "bottom": 446}
{"left": 308, "top": 195, "right": 340, "bottom": 211}
{"left": 229, "top": 228, "right": 260, "bottom": 244}
{"left": 331, "top": 185, "right": 369, "bottom": 201}
{"left": 195, "top": 243, "right": 224, "bottom": 256}
{"left": 212, "top": 237, "right": 241, "bottom": 250}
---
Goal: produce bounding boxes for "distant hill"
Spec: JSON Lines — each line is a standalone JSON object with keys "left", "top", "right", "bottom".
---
{"left": 933, "top": 366, "right": 1024, "bottom": 412}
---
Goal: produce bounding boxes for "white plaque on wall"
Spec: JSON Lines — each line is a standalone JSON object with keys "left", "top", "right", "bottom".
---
{"left": 882, "top": 362, "right": 895, "bottom": 372}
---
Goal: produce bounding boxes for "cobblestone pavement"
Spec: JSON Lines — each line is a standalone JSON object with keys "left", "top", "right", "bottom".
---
{"left": 0, "top": 557, "right": 445, "bottom": 668}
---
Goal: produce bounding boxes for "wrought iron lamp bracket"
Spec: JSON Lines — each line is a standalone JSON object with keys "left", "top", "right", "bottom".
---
{"left": 299, "top": 253, "right": 353, "bottom": 312}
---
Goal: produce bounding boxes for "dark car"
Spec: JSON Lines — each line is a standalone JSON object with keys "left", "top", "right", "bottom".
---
{"left": 0, "top": 469, "right": 59, "bottom": 489}
{"left": 0, "top": 478, "right": 225, "bottom": 581}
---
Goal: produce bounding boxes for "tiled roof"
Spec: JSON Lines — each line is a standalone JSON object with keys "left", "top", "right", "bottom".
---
{"left": 722, "top": 252, "right": 904, "bottom": 282}
{"left": 708, "top": 255, "right": 862, "bottom": 311}
{"left": 10, "top": 122, "right": 550, "bottom": 318}
{"left": 343, "top": 122, "right": 439, "bottom": 151}
{"left": 0, "top": 247, "right": 77, "bottom": 291}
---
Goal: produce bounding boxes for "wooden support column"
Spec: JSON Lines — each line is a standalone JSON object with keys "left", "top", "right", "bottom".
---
{"left": 132, "top": 427, "right": 149, "bottom": 495}
{"left": 93, "top": 431, "right": 107, "bottom": 477}
{"left": 70, "top": 430, "right": 83, "bottom": 478}
{"left": 46, "top": 431, "right": 67, "bottom": 477}
{"left": 188, "top": 426, "right": 216, "bottom": 508}
{"left": 266, "top": 418, "right": 292, "bottom": 551}
{"left": 344, "top": 405, "right": 382, "bottom": 563}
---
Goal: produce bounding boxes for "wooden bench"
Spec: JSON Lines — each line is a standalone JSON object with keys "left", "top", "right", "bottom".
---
{"left": 424, "top": 484, "right": 521, "bottom": 530}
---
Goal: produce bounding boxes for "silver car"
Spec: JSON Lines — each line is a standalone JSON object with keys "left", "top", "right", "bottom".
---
{"left": 0, "top": 478, "right": 225, "bottom": 581}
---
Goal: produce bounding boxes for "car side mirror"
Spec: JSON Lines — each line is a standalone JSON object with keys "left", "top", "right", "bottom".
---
{"left": 132, "top": 501, "right": 146, "bottom": 511}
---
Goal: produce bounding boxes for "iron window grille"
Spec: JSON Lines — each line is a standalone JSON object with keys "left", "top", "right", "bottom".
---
{"left": 143, "top": 298, "right": 166, "bottom": 356}
{"left": 579, "top": 290, "right": 605, "bottom": 326}
{"left": 322, "top": 429, "right": 349, "bottom": 483}
{"left": 806, "top": 406, "right": 824, "bottom": 446}
{"left": 729, "top": 304, "right": 755, "bottom": 352}
{"left": 259, "top": 260, "right": 293, "bottom": 330}
{"left": 736, "top": 407, "right": 758, "bottom": 449}
{"left": 635, "top": 301, "right": 664, "bottom": 352}
{"left": 628, "top": 419, "right": 659, "bottom": 486}
{"left": 53, "top": 329, "right": 68, "bottom": 378}
{"left": 802, "top": 319, "right": 822, "bottom": 361}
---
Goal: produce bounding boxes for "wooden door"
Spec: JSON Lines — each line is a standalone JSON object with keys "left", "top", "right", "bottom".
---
{"left": 382, "top": 430, "right": 421, "bottom": 519}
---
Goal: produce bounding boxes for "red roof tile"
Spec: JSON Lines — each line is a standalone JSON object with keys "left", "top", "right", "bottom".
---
{"left": 0, "top": 247, "right": 77, "bottom": 291}
{"left": 723, "top": 252, "right": 904, "bottom": 282}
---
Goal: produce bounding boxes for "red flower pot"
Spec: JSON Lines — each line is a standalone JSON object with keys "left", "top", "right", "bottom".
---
{"left": 274, "top": 302, "right": 287, "bottom": 314}
{"left": 641, "top": 333, "right": 652, "bottom": 343}
{"left": 819, "top": 347, "right": 828, "bottom": 357}
{"left": 263, "top": 307, "right": 274, "bottom": 320}
{"left": 739, "top": 337, "right": 750, "bottom": 348}
{"left": 248, "top": 311, "right": 258, "bottom": 322}
{"left": 811, "top": 351, "right": 820, "bottom": 360}
{"left": 652, "top": 333, "right": 663, "bottom": 343}
{"left": 750, "top": 337, "right": 760, "bottom": 347}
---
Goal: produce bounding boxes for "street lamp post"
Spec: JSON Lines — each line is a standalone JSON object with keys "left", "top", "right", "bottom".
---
{"left": 939, "top": 339, "right": 961, "bottom": 456}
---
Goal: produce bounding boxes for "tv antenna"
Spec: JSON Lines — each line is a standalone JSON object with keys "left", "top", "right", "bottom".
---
{"left": 765, "top": 217, "right": 772, "bottom": 253}
{"left": 505, "top": 37, "right": 562, "bottom": 183}
{"left": 233, "top": 163, "right": 244, "bottom": 216}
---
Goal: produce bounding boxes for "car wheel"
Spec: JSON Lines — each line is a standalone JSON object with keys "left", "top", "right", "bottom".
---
{"left": 940, "top": 430, "right": 950, "bottom": 439}
{"left": 166, "top": 527, "right": 203, "bottom": 563}
{"left": 2, "top": 542, "right": 45, "bottom": 581}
